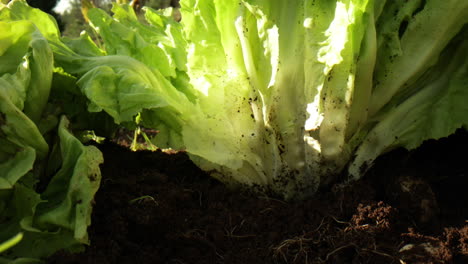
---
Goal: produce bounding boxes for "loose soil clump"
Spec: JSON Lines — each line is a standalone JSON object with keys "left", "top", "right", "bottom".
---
{"left": 50, "top": 130, "right": 468, "bottom": 264}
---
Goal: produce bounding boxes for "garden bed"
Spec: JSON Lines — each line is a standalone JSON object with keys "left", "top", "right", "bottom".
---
{"left": 49, "top": 130, "right": 468, "bottom": 264}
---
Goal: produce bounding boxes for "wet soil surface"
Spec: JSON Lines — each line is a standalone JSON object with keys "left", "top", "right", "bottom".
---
{"left": 49, "top": 130, "right": 468, "bottom": 264}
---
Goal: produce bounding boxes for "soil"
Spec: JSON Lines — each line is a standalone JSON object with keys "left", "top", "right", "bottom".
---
{"left": 49, "top": 129, "right": 468, "bottom": 264}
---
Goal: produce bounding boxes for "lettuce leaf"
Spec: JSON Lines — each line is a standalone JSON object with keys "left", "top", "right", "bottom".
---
{"left": 5, "top": 0, "right": 466, "bottom": 200}
{"left": 2, "top": 0, "right": 468, "bottom": 201}
{"left": 0, "top": 3, "right": 103, "bottom": 262}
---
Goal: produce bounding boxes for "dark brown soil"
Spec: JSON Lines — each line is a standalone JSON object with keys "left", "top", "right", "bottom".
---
{"left": 49, "top": 130, "right": 468, "bottom": 264}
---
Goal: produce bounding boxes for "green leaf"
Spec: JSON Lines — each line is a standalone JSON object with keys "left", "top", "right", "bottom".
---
{"left": 0, "top": 233, "right": 23, "bottom": 253}
{"left": 2, "top": 116, "right": 103, "bottom": 260}
{"left": 369, "top": 0, "right": 468, "bottom": 115}
{"left": 0, "top": 0, "right": 61, "bottom": 42}
{"left": 0, "top": 20, "right": 51, "bottom": 158}
{"left": 349, "top": 28, "right": 468, "bottom": 177}
{"left": 0, "top": 147, "right": 35, "bottom": 189}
